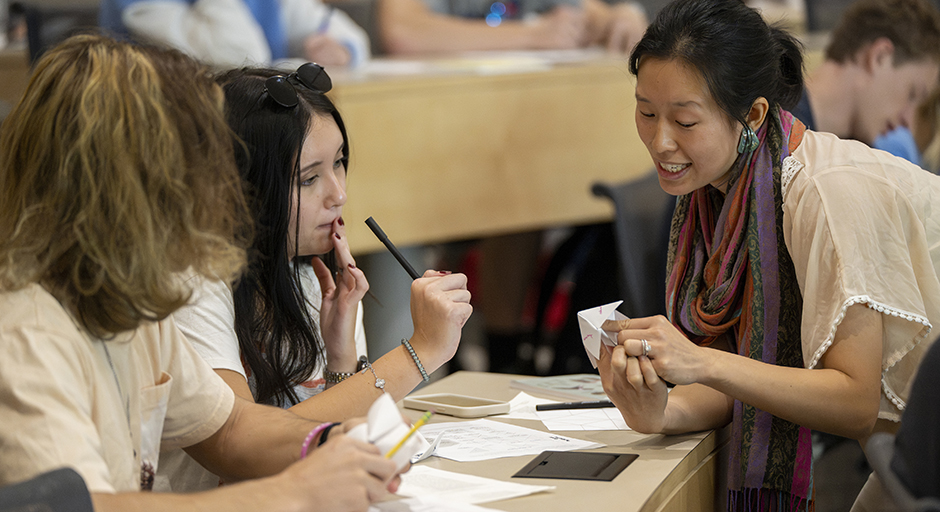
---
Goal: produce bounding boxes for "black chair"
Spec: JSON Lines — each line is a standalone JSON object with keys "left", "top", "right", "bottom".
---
{"left": 23, "top": 4, "right": 99, "bottom": 64}
{"left": 0, "top": 467, "right": 94, "bottom": 512}
{"left": 590, "top": 170, "right": 674, "bottom": 319}
{"left": 864, "top": 338, "right": 940, "bottom": 511}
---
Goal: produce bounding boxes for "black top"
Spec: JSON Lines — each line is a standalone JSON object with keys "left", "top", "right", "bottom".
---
{"left": 790, "top": 90, "right": 816, "bottom": 131}
{"left": 891, "top": 337, "right": 940, "bottom": 499}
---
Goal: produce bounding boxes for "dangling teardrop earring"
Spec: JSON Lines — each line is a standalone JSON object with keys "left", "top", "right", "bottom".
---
{"left": 737, "top": 125, "right": 759, "bottom": 154}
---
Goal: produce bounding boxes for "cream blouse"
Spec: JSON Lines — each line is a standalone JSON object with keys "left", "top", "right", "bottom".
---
{"left": 783, "top": 130, "right": 940, "bottom": 421}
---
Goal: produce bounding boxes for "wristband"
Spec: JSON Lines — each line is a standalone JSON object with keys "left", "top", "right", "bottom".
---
{"left": 401, "top": 338, "right": 429, "bottom": 382}
{"left": 316, "top": 422, "right": 341, "bottom": 447}
{"left": 300, "top": 422, "right": 333, "bottom": 459}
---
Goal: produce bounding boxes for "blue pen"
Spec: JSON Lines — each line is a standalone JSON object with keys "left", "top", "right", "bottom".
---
{"left": 317, "top": 7, "right": 334, "bottom": 34}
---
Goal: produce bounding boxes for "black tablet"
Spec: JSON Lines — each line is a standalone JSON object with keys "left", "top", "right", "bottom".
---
{"left": 512, "top": 451, "right": 638, "bottom": 481}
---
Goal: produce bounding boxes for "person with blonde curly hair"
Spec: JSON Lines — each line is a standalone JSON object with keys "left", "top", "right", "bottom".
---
{"left": 0, "top": 34, "right": 400, "bottom": 511}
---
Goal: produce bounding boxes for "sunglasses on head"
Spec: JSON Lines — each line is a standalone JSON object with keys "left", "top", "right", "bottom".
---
{"left": 263, "top": 62, "right": 333, "bottom": 108}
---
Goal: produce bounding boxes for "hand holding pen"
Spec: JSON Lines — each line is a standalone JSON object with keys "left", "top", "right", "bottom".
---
{"left": 366, "top": 217, "right": 473, "bottom": 374}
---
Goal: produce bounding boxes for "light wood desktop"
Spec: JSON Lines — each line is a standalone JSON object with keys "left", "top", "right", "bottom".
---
{"left": 400, "top": 371, "right": 728, "bottom": 512}
{"left": 328, "top": 52, "right": 652, "bottom": 254}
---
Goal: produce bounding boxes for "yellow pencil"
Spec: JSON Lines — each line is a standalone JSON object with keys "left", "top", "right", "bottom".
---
{"left": 385, "top": 410, "right": 433, "bottom": 459}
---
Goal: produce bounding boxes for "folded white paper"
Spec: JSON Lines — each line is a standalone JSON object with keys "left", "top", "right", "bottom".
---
{"left": 578, "top": 300, "right": 628, "bottom": 368}
{"left": 347, "top": 393, "right": 429, "bottom": 471}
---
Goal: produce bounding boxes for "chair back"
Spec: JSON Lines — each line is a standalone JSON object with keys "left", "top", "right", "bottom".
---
{"left": 591, "top": 171, "right": 674, "bottom": 318}
{"left": 24, "top": 4, "right": 99, "bottom": 64}
{"left": 0, "top": 467, "right": 93, "bottom": 512}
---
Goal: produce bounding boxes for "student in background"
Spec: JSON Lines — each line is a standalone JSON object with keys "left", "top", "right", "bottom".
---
{"left": 874, "top": 86, "right": 940, "bottom": 171}
{"left": 0, "top": 34, "right": 398, "bottom": 511}
{"left": 791, "top": 0, "right": 940, "bottom": 147}
{"left": 99, "top": 0, "right": 371, "bottom": 68}
{"left": 377, "top": 0, "right": 648, "bottom": 55}
{"left": 160, "top": 64, "right": 473, "bottom": 491}
{"left": 372, "top": 0, "right": 648, "bottom": 375}
{"left": 596, "top": 0, "right": 940, "bottom": 510}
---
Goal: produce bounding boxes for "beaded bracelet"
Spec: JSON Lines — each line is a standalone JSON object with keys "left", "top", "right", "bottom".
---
{"left": 300, "top": 422, "right": 333, "bottom": 459}
{"left": 401, "top": 338, "right": 430, "bottom": 382}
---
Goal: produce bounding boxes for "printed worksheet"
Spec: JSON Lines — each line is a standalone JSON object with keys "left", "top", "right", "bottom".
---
{"left": 535, "top": 407, "right": 630, "bottom": 431}
{"left": 418, "top": 419, "right": 603, "bottom": 462}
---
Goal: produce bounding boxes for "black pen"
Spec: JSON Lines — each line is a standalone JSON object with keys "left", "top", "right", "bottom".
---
{"left": 536, "top": 400, "right": 615, "bottom": 411}
{"left": 365, "top": 216, "right": 421, "bottom": 280}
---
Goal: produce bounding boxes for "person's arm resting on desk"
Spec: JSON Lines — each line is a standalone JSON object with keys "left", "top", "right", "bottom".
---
{"left": 96, "top": 381, "right": 399, "bottom": 510}
{"left": 377, "top": 0, "right": 590, "bottom": 55}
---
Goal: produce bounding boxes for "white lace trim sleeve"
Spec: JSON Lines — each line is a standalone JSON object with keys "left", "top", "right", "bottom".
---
{"left": 808, "top": 294, "right": 932, "bottom": 411}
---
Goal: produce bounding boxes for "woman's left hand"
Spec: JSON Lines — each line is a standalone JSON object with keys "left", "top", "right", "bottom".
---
{"left": 601, "top": 315, "right": 718, "bottom": 386}
{"left": 313, "top": 217, "right": 370, "bottom": 373}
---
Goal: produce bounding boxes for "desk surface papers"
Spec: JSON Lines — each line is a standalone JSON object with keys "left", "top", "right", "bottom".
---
{"left": 418, "top": 419, "right": 603, "bottom": 462}
{"left": 396, "top": 466, "right": 554, "bottom": 504}
{"left": 536, "top": 407, "right": 629, "bottom": 431}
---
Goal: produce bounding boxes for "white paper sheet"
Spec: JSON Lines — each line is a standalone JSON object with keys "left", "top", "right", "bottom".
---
{"left": 396, "top": 465, "right": 554, "bottom": 504}
{"left": 418, "top": 419, "right": 603, "bottom": 462}
{"left": 499, "top": 392, "right": 559, "bottom": 420}
{"left": 535, "top": 407, "right": 630, "bottom": 431}
{"left": 578, "top": 301, "right": 628, "bottom": 368}
{"left": 371, "top": 496, "right": 495, "bottom": 512}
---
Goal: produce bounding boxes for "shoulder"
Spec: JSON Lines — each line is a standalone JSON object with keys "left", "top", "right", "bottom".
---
{"left": 0, "top": 284, "right": 82, "bottom": 340}
{"left": 785, "top": 130, "right": 939, "bottom": 204}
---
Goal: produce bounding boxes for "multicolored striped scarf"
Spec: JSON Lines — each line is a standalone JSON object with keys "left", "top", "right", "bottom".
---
{"left": 665, "top": 108, "right": 813, "bottom": 511}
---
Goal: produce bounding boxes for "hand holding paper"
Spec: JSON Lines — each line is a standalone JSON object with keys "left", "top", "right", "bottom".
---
{"left": 578, "top": 300, "right": 628, "bottom": 368}
{"left": 347, "top": 393, "right": 430, "bottom": 471}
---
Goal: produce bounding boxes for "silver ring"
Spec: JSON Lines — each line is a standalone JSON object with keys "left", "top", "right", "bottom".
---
{"left": 640, "top": 339, "right": 651, "bottom": 357}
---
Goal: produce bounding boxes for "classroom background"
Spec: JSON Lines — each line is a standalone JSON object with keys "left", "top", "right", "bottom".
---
{"left": 2, "top": 0, "right": 937, "bottom": 509}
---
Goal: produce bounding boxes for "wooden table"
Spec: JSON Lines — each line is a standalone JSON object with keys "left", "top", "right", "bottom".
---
{"left": 329, "top": 53, "right": 652, "bottom": 254}
{"left": 400, "top": 371, "right": 727, "bottom": 512}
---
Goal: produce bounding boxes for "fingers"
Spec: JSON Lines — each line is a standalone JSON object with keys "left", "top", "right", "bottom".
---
{"left": 386, "top": 474, "right": 402, "bottom": 494}
{"left": 330, "top": 219, "right": 369, "bottom": 295}
{"left": 625, "top": 355, "right": 644, "bottom": 388}
{"left": 601, "top": 318, "right": 630, "bottom": 332}
{"left": 331, "top": 217, "right": 355, "bottom": 267}
{"left": 311, "top": 256, "right": 337, "bottom": 298}
{"left": 638, "top": 356, "right": 665, "bottom": 391}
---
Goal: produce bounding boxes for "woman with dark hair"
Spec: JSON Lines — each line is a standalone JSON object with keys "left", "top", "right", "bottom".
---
{"left": 161, "top": 64, "right": 472, "bottom": 491}
{"left": 597, "top": 0, "right": 940, "bottom": 510}
{"left": 0, "top": 34, "right": 399, "bottom": 511}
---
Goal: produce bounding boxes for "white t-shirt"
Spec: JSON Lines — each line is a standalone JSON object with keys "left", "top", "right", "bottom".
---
{"left": 100, "top": 0, "right": 371, "bottom": 68}
{"left": 0, "top": 283, "right": 235, "bottom": 493}
{"left": 158, "top": 263, "right": 367, "bottom": 491}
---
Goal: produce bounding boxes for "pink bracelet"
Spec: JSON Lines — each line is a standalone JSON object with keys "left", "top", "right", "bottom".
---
{"left": 300, "top": 422, "right": 333, "bottom": 459}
